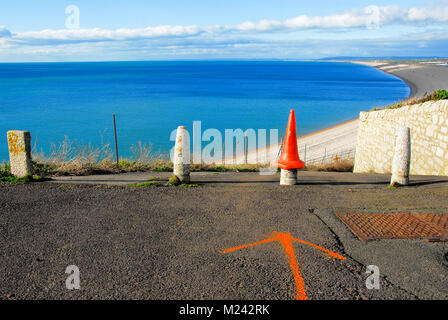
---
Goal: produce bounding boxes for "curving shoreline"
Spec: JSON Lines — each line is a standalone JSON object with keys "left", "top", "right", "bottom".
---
{"left": 351, "top": 60, "right": 448, "bottom": 100}
{"left": 229, "top": 60, "right": 448, "bottom": 165}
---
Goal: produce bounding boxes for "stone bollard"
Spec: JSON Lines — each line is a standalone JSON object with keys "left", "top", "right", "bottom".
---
{"left": 280, "top": 169, "right": 297, "bottom": 186}
{"left": 391, "top": 127, "right": 411, "bottom": 186}
{"left": 173, "top": 126, "right": 190, "bottom": 183}
{"left": 7, "top": 130, "right": 33, "bottom": 177}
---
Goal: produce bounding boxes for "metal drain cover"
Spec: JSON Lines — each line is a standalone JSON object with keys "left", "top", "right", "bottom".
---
{"left": 335, "top": 212, "right": 447, "bottom": 241}
{"left": 413, "top": 213, "right": 448, "bottom": 234}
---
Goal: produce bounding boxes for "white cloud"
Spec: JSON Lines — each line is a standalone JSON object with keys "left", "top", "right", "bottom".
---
{"left": 12, "top": 25, "right": 202, "bottom": 44}
{"left": 1, "top": 4, "right": 448, "bottom": 61}
{"left": 234, "top": 20, "right": 283, "bottom": 32}
{"left": 3, "top": 4, "right": 448, "bottom": 47}
{"left": 233, "top": 5, "right": 447, "bottom": 32}
{"left": 0, "top": 26, "right": 11, "bottom": 38}
{"left": 407, "top": 6, "right": 448, "bottom": 22}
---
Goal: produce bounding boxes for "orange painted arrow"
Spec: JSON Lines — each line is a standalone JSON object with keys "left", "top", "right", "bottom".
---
{"left": 223, "top": 232, "right": 346, "bottom": 300}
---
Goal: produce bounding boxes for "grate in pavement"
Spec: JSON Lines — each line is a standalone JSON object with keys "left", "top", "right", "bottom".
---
{"left": 413, "top": 213, "right": 448, "bottom": 234}
{"left": 335, "top": 212, "right": 447, "bottom": 241}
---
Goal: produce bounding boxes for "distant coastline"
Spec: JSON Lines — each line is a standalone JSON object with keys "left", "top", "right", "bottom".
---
{"left": 348, "top": 59, "right": 448, "bottom": 100}
{"left": 235, "top": 59, "right": 448, "bottom": 165}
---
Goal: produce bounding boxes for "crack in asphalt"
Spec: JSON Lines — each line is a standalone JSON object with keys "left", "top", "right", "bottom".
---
{"left": 1, "top": 180, "right": 446, "bottom": 299}
{"left": 311, "top": 208, "right": 420, "bottom": 299}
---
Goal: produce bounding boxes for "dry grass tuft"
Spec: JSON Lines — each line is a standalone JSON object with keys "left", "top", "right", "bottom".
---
{"left": 190, "top": 163, "right": 265, "bottom": 172}
{"left": 30, "top": 136, "right": 269, "bottom": 177}
{"left": 30, "top": 135, "right": 356, "bottom": 176}
{"left": 32, "top": 136, "right": 172, "bottom": 176}
{"left": 306, "top": 159, "right": 354, "bottom": 172}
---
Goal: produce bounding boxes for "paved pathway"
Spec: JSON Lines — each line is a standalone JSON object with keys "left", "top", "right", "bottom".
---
{"left": 1, "top": 171, "right": 447, "bottom": 299}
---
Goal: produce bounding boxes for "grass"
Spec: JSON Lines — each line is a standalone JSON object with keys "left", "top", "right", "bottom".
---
{"left": 15, "top": 134, "right": 357, "bottom": 177}
{"left": 166, "top": 175, "right": 182, "bottom": 186}
{"left": 388, "top": 181, "right": 404, "bottom": 189}
{"left": 32, "top": 137, "right": 171, "bottom": 176}
{"left": 0, "top": 162, "right": 10, "bottom": 176}
{"left": 191, "top": 163, "right": 263, "bottom": 172}
{"left": 151, "top": 164, "right": 173, "bottom": 172}
{"left": 0, "top": 162, "right": 45, "bottom": 183}
{"left": 305, "top": 159, "right": 354, "bottom": 172}
{"left": 128, "top": 180, "right": 200, "bottom": 188}
{"left": 128, "top": 181, "right": 161, "bottom": 188}
{"left": 29, "top": 136, "right": 269, "bottom": 177}
{"left": 371, "top": 89, "right": 448, "bottom": 111}
{"left": 32, "top": 158, "right": 268, "bottom": 177}
{"left": 181, "top": 183, "right": 199, "bottom": 188}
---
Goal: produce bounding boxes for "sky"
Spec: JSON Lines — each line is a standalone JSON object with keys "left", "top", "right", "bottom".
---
{"left": 0, "top": 0, "right": 448, "bottom": 62}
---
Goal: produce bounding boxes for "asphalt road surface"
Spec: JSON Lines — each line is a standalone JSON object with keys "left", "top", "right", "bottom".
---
{"left": 1, "top": 171, "right": 447, "bottom": 300}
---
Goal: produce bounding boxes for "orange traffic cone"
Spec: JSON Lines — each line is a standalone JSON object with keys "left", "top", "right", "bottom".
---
{"left": 276, "top": 110, "right": 305, "bottom": 170}
{"left": 276, "top": 110, "right": 305, "bottom": 185}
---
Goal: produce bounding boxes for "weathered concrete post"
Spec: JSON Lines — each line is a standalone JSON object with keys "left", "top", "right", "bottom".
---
{"left": 391, "top": 127, "right": 411, "bottom": 186}
{"left": 280, "top": 168, "right": 297, "bottom": 186}
{"left": 173, "top": 126, "right": 190, "bottom": 183}
{"left": 7, "top": 130, "right": 33, "bottom": 177}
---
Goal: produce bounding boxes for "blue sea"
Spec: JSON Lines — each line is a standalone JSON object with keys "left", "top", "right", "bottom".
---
{"left": 0, "top": 61, "right": 410, "bottom": 161}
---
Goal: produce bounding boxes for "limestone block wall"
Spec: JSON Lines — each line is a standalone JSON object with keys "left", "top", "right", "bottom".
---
{"left": 354, "top": 100, "right": 448, "bottom": 176}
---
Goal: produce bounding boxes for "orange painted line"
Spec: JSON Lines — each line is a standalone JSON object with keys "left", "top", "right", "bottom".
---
{"left": 273, "top": 232, "right": 307, "bottom": 300}
{"left": 223, "top": 232, "right": 346, "bottom": 300}
{"left": 290, "top": 236, "right": 347, "bottom": 260}
{"left": 222, "top": 237, "right": 277, "bottom": 253}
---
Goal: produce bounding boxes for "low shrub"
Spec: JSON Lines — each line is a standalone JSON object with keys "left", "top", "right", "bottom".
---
{"left": 372, "top": 89, "right": 448, "bottom": 111}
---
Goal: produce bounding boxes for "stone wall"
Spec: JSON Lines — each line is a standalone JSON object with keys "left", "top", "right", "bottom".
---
{"left": 354, "top": 100, "right": 448, "bottom": 176}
